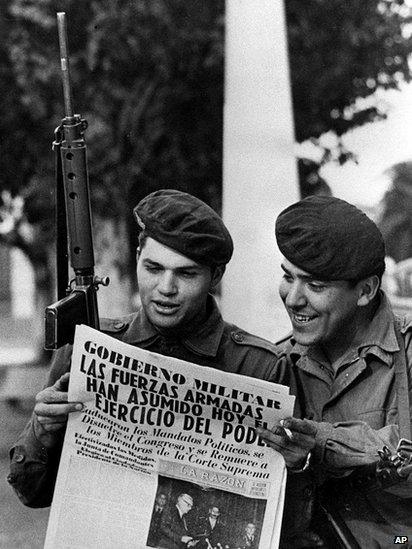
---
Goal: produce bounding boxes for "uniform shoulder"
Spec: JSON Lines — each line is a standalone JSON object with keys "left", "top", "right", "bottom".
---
{"left": 99, "top": 313, "right": 137, "bottom": 339}
{"left": 274, "top": 331, "right": 294, "bottom": 353}
{"left": 224, "top": 323, "right": 280, "bottom": 356}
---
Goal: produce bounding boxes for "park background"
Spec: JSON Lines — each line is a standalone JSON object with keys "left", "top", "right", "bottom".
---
{"left": 1, "top": 1, "right": 412, "bottom": 547}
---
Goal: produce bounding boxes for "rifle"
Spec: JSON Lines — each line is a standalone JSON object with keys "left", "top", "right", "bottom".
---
{"left": 313, "top": 440, "right": 412, "bottom": 549}
{"left": 45, "top": 12, "right": 109, "bottom": 350}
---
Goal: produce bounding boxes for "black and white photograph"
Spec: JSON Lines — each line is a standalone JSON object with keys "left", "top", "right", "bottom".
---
{"left": 146, "top": 475, "right": 266, "bottom": 549}
{"left": 1, "top": 1, "right": 412, "bottom": 548}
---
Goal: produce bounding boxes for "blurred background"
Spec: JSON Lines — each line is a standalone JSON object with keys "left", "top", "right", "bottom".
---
{"left": 1, "top": 0, "right": 412, "bottom": 546}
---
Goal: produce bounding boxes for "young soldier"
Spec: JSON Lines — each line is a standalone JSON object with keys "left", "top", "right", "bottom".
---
{"left": 259, "top": 195, "right": 412, "bottom": 547}
{"left": 8, "top": 189, "right": 283, "bottom": 508}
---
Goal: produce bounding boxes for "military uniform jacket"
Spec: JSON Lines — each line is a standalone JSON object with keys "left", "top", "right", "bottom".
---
{"left": 278, "top": 292, "right": 412, "bottom": 546}
{"left": 8, "top": 296, "right": 283, "bottom": 508}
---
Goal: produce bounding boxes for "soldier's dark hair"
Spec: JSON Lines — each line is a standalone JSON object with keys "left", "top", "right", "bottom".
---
{"left": 138, "top": 231, "right": 148, "bottom": 250}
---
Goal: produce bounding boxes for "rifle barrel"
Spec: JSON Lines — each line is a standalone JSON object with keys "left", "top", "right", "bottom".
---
{"left": 57, "top": 12, "right": 74, "bottom": 118}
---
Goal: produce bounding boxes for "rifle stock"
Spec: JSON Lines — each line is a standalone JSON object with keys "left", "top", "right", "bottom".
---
{"left": 45, "top": 12, "right": 108, "bottom": 350}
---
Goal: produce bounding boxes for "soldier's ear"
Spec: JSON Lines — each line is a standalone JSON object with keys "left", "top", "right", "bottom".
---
{"left": 210, "top": 265, "right": 225, "bottom": 290}
{"left": 357, "top": 275, "right": 380, "bottom": 306}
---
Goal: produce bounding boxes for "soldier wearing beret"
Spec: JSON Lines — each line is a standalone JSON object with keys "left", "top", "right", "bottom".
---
{"left": 8, "top": 189, "right": 285, "bottom": 508}
{"left": 258, "top": 196, "right": 412, "bottom": 547}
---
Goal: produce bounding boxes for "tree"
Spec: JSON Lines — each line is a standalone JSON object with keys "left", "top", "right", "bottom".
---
{"left": 1, "top": 0, "right": 225, "bottom": 325}
{"left": 285, "top": 0, "right": 412, "bottom": 164}
{"left": 0, "top": 2, "right": 58, "bottom": 355}
{"left": 378, "top": 161, "right": 412, "bottom": 262}
{"left": 1, "top": 0, "right": 412, "bottom": 345}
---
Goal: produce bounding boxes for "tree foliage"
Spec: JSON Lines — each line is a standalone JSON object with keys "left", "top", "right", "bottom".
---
{"left": 378, "top": 161, "right": 412, "bottom": 262}
{"left": 286, "top": 0, "right": 412, "bottom": 163}
{"left": 1, "top": 0, "right": 225, "bottom": 286}
{"left": 1, "top": 0, "right": 412, "bottom": 297}
{"left": 7, "top": 0, "right": 225, "bottom": 203}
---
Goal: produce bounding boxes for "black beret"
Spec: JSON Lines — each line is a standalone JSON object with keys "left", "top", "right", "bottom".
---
{"left": 275, "top": 195, "right": 386, "bottom": 280}
{"left": 134, "top": 189, "right": 233, "bottom": 266}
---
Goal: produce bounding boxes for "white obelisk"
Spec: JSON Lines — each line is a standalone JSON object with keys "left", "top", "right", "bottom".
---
{"left": 221, "top": 0, "right": 299, "bottom": 341}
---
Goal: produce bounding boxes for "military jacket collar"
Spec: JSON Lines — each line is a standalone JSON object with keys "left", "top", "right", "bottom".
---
{"left": 121, "top": 295, "right": 225, "bottom": 358}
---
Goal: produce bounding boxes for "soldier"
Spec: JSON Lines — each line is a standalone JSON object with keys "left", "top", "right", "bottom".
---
{"left": 8, "top": 189, "right": 284, "bottom": 508}
{"left": 258, "top": 195, "right": 412, "bottom": 548}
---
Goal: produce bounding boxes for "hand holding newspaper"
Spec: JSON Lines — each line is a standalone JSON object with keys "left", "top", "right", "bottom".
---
{"left": 44, "top": 325, "right": 295, "bottom": 549}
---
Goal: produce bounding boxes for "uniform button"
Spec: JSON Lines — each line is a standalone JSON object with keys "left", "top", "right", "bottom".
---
{"left": 114, "top": 321, "right": 125, "bottom": 330}
{"left": 232, "top": 331, "right": 244, "bottom": 342}
{"left": 7, "top": 473, "right": 17, "bottom": 485}
{"left": 14, "top": 453, "right": 25, "bottom": 464}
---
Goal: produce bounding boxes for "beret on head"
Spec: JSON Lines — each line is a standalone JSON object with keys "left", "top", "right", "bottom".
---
{"left": 275, "top": 195, "right": 386, "bottom": 280}
{"left": 133, "top": 189, "right": 233, "bottom": 266}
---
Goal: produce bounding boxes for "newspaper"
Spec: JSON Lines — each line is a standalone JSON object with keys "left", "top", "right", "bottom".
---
{"left": 44, "top": 325, "right": 295, "bottom": 549}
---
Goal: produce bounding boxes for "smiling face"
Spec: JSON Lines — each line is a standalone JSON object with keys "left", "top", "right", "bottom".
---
{"left": 279, "top": 259, "right": 368, "bottom": 358}
{"left": 137, "top": 237, "right": 222, "bottom": 332}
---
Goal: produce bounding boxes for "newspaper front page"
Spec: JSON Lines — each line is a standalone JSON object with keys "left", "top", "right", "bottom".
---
{"left": 44, "top": 325, "right": 295, "bottom": 549}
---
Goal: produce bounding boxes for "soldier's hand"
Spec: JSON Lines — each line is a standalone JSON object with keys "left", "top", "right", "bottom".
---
{"left": 33, "top": 372, "right": 83, "bottom": 448}
{"left": 256, "top": 417, "right": 317, "bottom": 470}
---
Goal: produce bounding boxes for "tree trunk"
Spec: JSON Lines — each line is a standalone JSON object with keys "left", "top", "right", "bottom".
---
{"left": 93, "top": 216, "right": 135, "bottom": 319}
